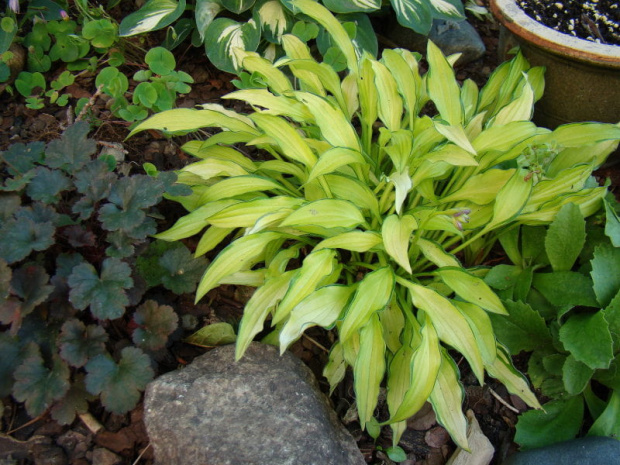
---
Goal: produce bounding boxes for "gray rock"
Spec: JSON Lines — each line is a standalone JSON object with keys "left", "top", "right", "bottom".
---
{"left": 385, "top": 18, "right": 486, "bottom": 65}
{"left": 144, "top": 343, "right": 365, "bottom": 465}
{"left": 502, "top": 436, "right": 620, "bottom": 465}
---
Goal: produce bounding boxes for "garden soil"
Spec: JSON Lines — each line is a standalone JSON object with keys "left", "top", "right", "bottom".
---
{"left": 1, "top": 2, "right": 620, "bottom": 464}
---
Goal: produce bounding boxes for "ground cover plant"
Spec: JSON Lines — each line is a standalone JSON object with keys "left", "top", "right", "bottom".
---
{"left": 486, "top": 195, "right": 620, "bottom": 448}
{"left": 130, "top": 0, "right": 620, "bottom": 451}
{"left": 0, "top": 121, "right": 209, "bottom": 424}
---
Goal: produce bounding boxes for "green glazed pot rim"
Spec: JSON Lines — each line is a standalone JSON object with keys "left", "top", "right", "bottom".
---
{"left": 489, "top": 0, "right": 620, "bottom": 67}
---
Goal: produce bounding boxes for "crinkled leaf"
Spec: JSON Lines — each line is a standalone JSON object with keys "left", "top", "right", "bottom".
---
{"left": 545, "top": 203, "right": 586, "bottom": 272}
{"left": 0, "top": 258, "right": 10, "bottom": 299}
{"left": 44, "top": 122, "right": 96, "bottom": 172}
{"left": 58, "top": 319, "right": 108, "bottom": 368}
{"left": 185, "top": 322, "right": 237, "bottom": 347}
{"left": 0, "top": 141, "right": 45, "bottom": 176}
{"left": 13, "top": 352, "right": 70, "bottom": 417}
{"left": 135, "top": 240, "right": 179, "bottom": 287}
{"left": 72, "top": 159, "right": 115, "bottom": 219}
{"left": 559, "top": 312, "right": 613, "bottom": 370}
{"left": 515, "top": 397, "right": 583, "bottom": 449}
{"left": 50, "top": 375, "right": 94, "bottom": 425}
{"left": 85, "top": 347, "right": 154, "bottom": 414}
{"left": 591, "top": 243, "right": 620, "bottom": 308}
{"left": 159, "top": 246, "right": 209, "bottom": 294}
{"left": 68, "top": 258, "right": 133, "bottom": 320}
{"left": 489, "top": 300, "right": 551, "bottom": 355}
{"left": 26, "top": 167, "right": 72, "bottom": 203}
{"left": 0, "top": 334, "right": 37, "bottom": 397}
{"left": 132, "top": 300, "right": 179, "bottom": 351}
{"left": 0, "top": 216, "right": 55, "bottom": 264}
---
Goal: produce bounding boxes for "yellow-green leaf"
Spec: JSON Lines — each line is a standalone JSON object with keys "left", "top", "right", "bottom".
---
{"left": 485, "top": 169, "right": 533, "bottom": 231}
{"left": 235, "top": 49, "right": 293, "bottom": 95}
{"left": 315, "top": 231, "right": 383, "bottom": 252}
{"left": 324, "top": 174, "right": 380, "bottom": 216}
{"left": 279, "top": 199, "right": 365, "bottom": 229}
{"left": 437, "top": 267, "right": 507, "bottom": 315}
{"left": 416, "top": 237, "right": 460, "bottom": 268}
{"left": 433, "top": 123, "right": 476, "bottom": 155}
{"left": 441, "top": 169, "right": 513, "bottom": 205}
{"left": 340, "top": 267, "right": 395, "bottom": 343}
{"left": 224, "top": 89, "right": 313, "bottom": 121}
{"left": 280, "top": 35, "right": 325, "bottom": 95}
{"left": 324, "top": 342, "right": 346, "bottom": 394}
{"left": 372, "top": 60, "right": 403, "bottom": 131}
{"left": 207, "top": 197, "right": 303, "bottom": 228}
{"left": 426, "top": 41, "right": 462, "bottom": 126}
{"left": 154, "top": 200, "right": 240, "bottom": 241}
{"left": 382, "top": 214, "right": 417, "bottom": 273}
{"left": 307, "top": 147, "right": 366, "bottom": 183}
{"left": 279, "top": 284, "right": 355, "bottom": 351}
{"left": 199, "top": 175, "right": 286, "bottom": 203}
{"left": 181, "top": 143, "right": 258, "bottom": 171}
{"left": 425, "top": 144, "right": 478, "bottom": 167}
{"left": 381, "top": 49, "right": 418, "bottom": 126}
{"left": 486, "top": 346, "right": 541, "bottom": 409}
{"left": 452, "top": 301, "right": 497, "bottom": 365}
{"left": 195, "top": 226, "right": 236, "bottom": 257}
{"left": 490, "top": 77, "right": 534, "bottom": 126}
{"left": 355, "top": 314, "right": 386, "bottom": 430}
{"left": 180, "top": 157, "right": 251, "bottom": 181}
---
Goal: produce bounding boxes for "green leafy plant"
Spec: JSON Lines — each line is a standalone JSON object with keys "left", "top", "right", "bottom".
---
{"left": 130, "top": 0, "right": 620, "bottom": 449}
{"left": 0, "top": 122, "right": 208, "bottom": 421}
{"left": 119, "top": 0, "right": 465, "bottom": 73}
{"left": 485, "top": 197, "right": 620, "bottom": 448}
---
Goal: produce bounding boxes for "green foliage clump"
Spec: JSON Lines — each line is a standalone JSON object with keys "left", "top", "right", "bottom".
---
{"left": 130, "top": 1, "right": 620, "bottom": 448}
{"left": 0, "top": 122, "right": 208, "bottom": 421}
{"left": 486, "top": 196, "right": 620, "bottom": 448}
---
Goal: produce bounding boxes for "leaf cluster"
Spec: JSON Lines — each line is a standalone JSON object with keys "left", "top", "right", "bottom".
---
{"left": 486, "top": 198, "right": 620, "bottom": 448}
{"left": 130, "top": 0, "right": 620, "bottom": 449}
{"left": 0, "top": 122, "right": 206, "bottom": 422}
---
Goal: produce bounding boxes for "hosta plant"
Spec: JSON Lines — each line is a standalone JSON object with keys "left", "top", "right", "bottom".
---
{"left": 131, "top": 0, "right": 620, "bottom": 448}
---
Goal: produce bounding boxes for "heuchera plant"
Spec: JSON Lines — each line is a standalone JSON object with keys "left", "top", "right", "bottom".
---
{"left": 131, "top": 0, "right": 620, "bottom": 448}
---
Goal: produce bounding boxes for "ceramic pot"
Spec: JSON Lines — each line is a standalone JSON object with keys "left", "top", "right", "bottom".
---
{"left": 489, "top": 0, "right": 620, "bottom": 129}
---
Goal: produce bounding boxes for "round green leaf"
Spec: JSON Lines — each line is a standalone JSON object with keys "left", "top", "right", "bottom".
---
{"left": 145, "top": 46, "right": 176, "bottom": 75}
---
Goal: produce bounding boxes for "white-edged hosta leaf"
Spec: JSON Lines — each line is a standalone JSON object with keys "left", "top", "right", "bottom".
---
{"left": 437, "top": 267, "right": 507, "bottom": 315}
{"left": 416, "top": 237, "right": 460, "bottom": 268}
{"left": 154, "top": 199, "right": 240, "bottom": 241}
{"left": 207, "top": 196, "right": 303, "bottom": 228}
{"left": 205, "top": 18, "right": 260, "bottom": 74}
{"left": 426, "top": 40, "right": 462, "bottom": 126}
{"left": 429, "top": 350, "right": 468, "bottom": 450}
{"left": 406, "top": 282, "right": 484, "bottom": 383}
{"left": 390, "top": 315, "right": 441, "bottom": 422}
{"left": 224, "top": 89, "right": 312, "bottom": 121}
{"left": 486, "top": 345, "right": 541, "bottom": 409}
{"left": 355, "top": 314, "right": 386, "bottom": 429}
{"left": 119, "top": 0, "right": 186, "bottom": 36}
{"left": 372, "top": 60, "right": 403, "bottom": 131}
{"left": 198, "top": 175, "right": 285, "bottom": 202}
{"left": 129, "top": 107, "right": 258, "bottom": 137}
{"left": 433, "top": 122, "right": 476, "bottom": 155}
{"left": 295, "top": 92, "right": 361, "bottom": 151}
{"left": 430, "top": 0, "right": 465, "bottom": 18}
{"left": 452, "top": 301, "right": 497, "bottom": 365}
{"left": 279, "top": 199, "right": 365, "bottom": 229}
{"left": 279, "top": 284, "right": 355, "bottom": 351}
{"left": 440, "top": 169, "right": 513, "bottom": 205}
{"left": 485, "top": 169, "right": 533, "bottom": 231}
{"left": 391, "top": 0, "right": 433, "bottom": 35}
{"left": 315, "top": 231, "right": 383, "bottom": 252}
{"left": 196, "top": 226, "right": 235, "bottom": 257}
{"left": 293, "top": 0, "right": 357, "bottom": 71}
{"left": 221, "top": 0, "right": 255, "bottom": 14}
{"left": 307, "top": 147, "right": 365, "bottom": 183}
{"left": 254, "top": 0, "right": 292, "bottom": 42}
{"left": 195, "top": 0, "right": 222, "bottom": 41}
{"left": 235, "top": 270, "right": 296, "bottom": 359}
{"left": 251, "top": 113, "right": 317, "bottom": 167}
{"left": 382, "top": 214, "right": 417, "bottom": 273}
{"left": 340, "top": 267, "right": 395, "bottom": 342}
{"left": 323, "top": 0, "right": 381, "bottom": 13}
{"left": 195, "top": 231, "right": 282, "bottom": 302}
{"left": 272, "top": 248, "right": 338, "bottom": 324}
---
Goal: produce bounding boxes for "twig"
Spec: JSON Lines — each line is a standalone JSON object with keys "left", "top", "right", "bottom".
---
{"left": 488, "top": 387, "right": 520, "bottom": 414}
{"left": 75, "top": 84, "right": 104, "bottom": 122}
{"left": 6, "top": 415, "right": 43, "bottom": 435}
{"left": 79, "top": 412, "right": 103, "bottom": 435}
{"left": 132, "top": 443, "right": 152, "bottom": 465}
{"left": 302, "top": 334, "right": 329, "bottom": 353}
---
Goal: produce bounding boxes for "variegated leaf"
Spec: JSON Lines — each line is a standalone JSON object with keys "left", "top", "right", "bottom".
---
{"left": 372, "top": 60, "right": 403, "bottom": 131}
{"left": 391, "top": 0, "right": 433, "bottom": 35}
{"left": 198, "top": 175, "right": 286, "bottom": 202}
{"left": 224, "top": 89, "right": 313, "bottom": 121}
{"left": 324, "top": 342, "right": 347, "bottom": 394}
{"left": 196, "top": 226, "right": 236, "bottom": 257}
{"left": 119, "top": 0, "right": 186, "bottom": 36}
{"left": 307, "top": 147, "right": 366, "bottom": 182}
{"left": 207, "top": 197, "right": 303, "bottom": 228}
{"left": 436, "top": 267, "right": 507, "bottom": 315}
{"left": 382, "top": 214, "right": 417, "bottom": 273}
{"left": 205, "top": 18, "right": 260, "bottom": 74}
{"left": 195, "top": 0, "right": 222, "bottom": 41}
{"left": 452, "top": 301, "right": 497, "bottom": 365}
{"left": 433, "top": 122, "right": 476, "bottom": 155}
{"left": 254, "top": 0, "right": 292, "bottom": 42}
{"left": 279, "top": 199, "right": 365, "bottom": 229}
{"left": 486, "top": 346, "right": 541, "bottom": 409}
{"left": 315, "top": 231, "right": 383, "bottom": 252}
{"left": 323, "top": 0, "right": 381, "bottom": 13}
{"left": 440, "top": 169, "right": 513, "bottom": 205}
{"left": 236, "top": 50, "right": 293, "bottom": 95}
{"left": 154, "top": 200, "right": 240, "bottom": 241}
{"left": 426, "top": 40, "right": 462, "bottom": 126}
{"left": 416, "top": 237, "right": 460, "bottom": 268}
{"left": 485, "top": 169, "right": 533, "bottom": 231}
{"left": 220, "top": 0, "right": 255, "bottom": 14}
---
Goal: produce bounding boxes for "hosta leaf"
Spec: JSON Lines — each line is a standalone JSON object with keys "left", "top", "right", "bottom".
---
{"left": 185, "top": 322, "right": 237, "bottom": 347}
{"left": 196, "top": 226, "right": 236, "bottom": 257}
{"left": 381, "top": 49, "right": 418, "bottom": 123}
{"left": 221, "top": 0, "right": 255, "bottom": 14}
{"left": 390, "top": 316, "right": 441, "bottom": 423}
{"left": 307, "top": 147, "right": 365, "bottom": 183}
{"left": 273, "top": 248, "right": 338, "bottom": 324}
{"left": 441, "top": 169, "right": 513, "bottom": 205}
{"left": 279, "top": 199, "right": 365, "bottom": 229}
{"left": 45, "top": 122, "right": 96, "bottom": 172}
{"left": 486, "top": 345, "right": 541, "bottom": 409}
{"left": 280, "top": 284, "right": 355, "bottom": 351}
{"left": 322, "top": 0, "right": 380, "bottom": 13}
{"left": 382, "top": 214, "right": 417, "bottom": 273}
{"left": 559, "top": 313, "right": 613, "bottom": 370}
{"left": 132, "top": 300, "right": 179, "bottom": 351}
{"left": 433, "top": 123, "right": 476, "bottom": 155}
{"left": 236, "top": 50, "right": 293, "bottom": 95}
{"left": 68, "top": 258, "right": 133, "bottom": 320}
{"left": 371, "top": 60, "right": 402, "bottom": 131}
{"left": 453, "top": 301, "right": 497, "bottom": 365}
{"left": 425, "top": 144, "right": 477, "bottom": 167}
{"left": 426, "top": 40, "right": 462, "bottom": 126}
{"left": 340, "top": 267, "right": 395, "bottom": 342}
{"left": 406, "top": 282, "right": 484, "bottom": 383}
{"left": 416, "top": 237, "right": 460, "bottom": 268}
{"left": 196, "top": 231, "right": 283, "bottom": 302}
{"left": 490, "top": 77, "right": 534, "bottom": 126}
{"left": 548, "top": 122, "right": 620, "bottom": 148}
{"left": 436, "top": 267, "right": 506, "bottom": 314}
{"left": 391, "top": 0, "right": 432, "bottom": 35}
{"left": 379, "top": 300, "right": 405, "bottom": 354}
{"left": 199, "top": 175, "right": 285, "bottom": 202}
{"left": 485, "top": 169, "right": 532, "bottom": 231}
{"left": 155, "top": 200, "right": 240, "bottom": 241}
{"left": 315, "top": 230, "right": 382, "bottom": 252}
{"left": 13, "top": 352, "right": 70, "bottom": 417}
{"left": 324, "top": 342, "right": 346, "bottom": 394}
{"left": 236, "top": 270, "right": 296, "bottom": 359}
{"left": 195, "top": 0, "right": 222, "bottom": 41}
{"left": 388, "top": 170, "right": 412, "bottom": 215}
{"left": 85, "top": 347, "right": 154, "bottom": 415}
{"left": 253, "top": 0, "right": 292, "bottom": 42}
{"left": 119, "top": 0, "right": 186, "bottom": 36}
{"left": 58, "top": 319, "right": 108, "bottom": 368}
{"left": 324, "top": 174, "right": 380, "bottom": 216}
{"left": 488, "top": 300, "right": 551, "bottom": 355}
{"left": 354, "top": 314, "right": 386, "bottom": 429}
{"left": 430, "top": 350, "right": 468, "bottom": 450}
{"left": 180, "top": 157, "right": 251, "bottom": 181}
{"left": 225, "top": 89, "right": 311, "bottom": 121}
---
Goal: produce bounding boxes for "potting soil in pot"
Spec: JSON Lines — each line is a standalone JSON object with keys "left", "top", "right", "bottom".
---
{"left": 517, "top": 0, "right": 620, "bottom": 45}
